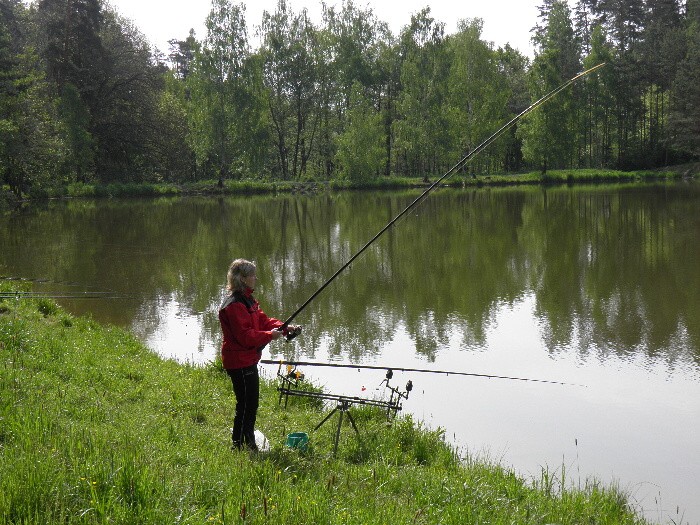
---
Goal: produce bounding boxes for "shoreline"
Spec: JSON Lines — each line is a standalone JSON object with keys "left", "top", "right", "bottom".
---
{"left": 2, "top": 165, "right": 698, "bottom": 208}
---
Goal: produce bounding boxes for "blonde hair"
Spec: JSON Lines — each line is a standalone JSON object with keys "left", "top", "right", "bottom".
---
{"left": 226, "top": 259, "right": 256, "bottom": 293}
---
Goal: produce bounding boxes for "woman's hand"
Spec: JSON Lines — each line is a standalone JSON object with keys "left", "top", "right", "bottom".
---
{"left": 271, "top": 328, "right": 284, "bottom": 340}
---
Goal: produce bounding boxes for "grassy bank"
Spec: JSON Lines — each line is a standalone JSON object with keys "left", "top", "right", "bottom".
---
{"left": 57, "top": 167, "right": 700, "bottom": 195}
{"left": 0, "top": 282, "right": 649, "bottom": 524}
{"left": 2, "top": 165, "right": 697, "bottom": 208}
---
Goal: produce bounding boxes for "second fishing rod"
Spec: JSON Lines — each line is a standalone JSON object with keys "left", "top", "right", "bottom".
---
{"left": 280, "top": 63, "right": 606, "bottom": 333}
{"left": 260, "top": 359, "right": 585, "bottom": 387}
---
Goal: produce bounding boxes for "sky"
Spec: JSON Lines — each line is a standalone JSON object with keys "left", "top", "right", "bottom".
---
{"left": 106, "top": 0, "right": 545, "bottom": 58}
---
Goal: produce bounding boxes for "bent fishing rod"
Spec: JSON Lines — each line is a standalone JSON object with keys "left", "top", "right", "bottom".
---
{"left": 281, "top": 63, "right": 606, "bottom": 330}
{"left": 260, "top": 359, "right": 584, "bottom": 387}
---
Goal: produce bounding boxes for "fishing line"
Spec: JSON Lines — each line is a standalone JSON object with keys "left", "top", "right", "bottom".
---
{"left": 282, "top": 63, "right": 606, "bottom": 328}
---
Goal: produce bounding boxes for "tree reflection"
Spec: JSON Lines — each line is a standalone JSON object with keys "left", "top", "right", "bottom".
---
{"left": 1, "top": 184, "right": 698, "bottom": 367}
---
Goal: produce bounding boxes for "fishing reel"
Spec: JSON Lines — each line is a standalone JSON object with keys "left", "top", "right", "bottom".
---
{"left": 282, "top": 324, "right": 302, "bottom": 341}
{"left": 275, "top": 362, "right": 306, "bottom": 407}
{"left": 285, "top": 364, "right": 305, "bottom": 381}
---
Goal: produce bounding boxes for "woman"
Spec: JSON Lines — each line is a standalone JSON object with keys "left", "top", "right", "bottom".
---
{"left": 219, "top": 258, "right": 300, "bottom": 451}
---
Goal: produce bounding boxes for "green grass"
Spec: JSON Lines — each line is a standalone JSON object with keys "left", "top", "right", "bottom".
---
{"left": 3, "top": 165, "right": 694, "bottom": 208}
{"left": 64, "top": 179, "right": 316, "bottom": 199}
{"left": 0, "top": 281, "right": 650, "bottom": 524}
{"left": 453, "top": 168, "right": 682, "bottom": 186}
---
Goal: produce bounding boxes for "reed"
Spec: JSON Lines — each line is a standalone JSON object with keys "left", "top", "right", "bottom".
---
{"left": 0, "top": 282, "right": 649, "bottom": 524}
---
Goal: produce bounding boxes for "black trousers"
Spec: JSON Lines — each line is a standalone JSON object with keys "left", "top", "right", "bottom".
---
{"left": 226, "top": 364, "right": 259, "bottom": 450}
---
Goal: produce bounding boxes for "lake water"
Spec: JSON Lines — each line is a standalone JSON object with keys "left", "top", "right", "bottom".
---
{"left": 1, "top": 183, "right": 699, "bottom": 524}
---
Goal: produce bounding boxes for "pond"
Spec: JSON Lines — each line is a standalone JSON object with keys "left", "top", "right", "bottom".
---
{"left": 1, "top": 182, "right": 699, "bottom": 524}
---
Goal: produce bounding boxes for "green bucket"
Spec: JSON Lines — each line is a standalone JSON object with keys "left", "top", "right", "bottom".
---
{"left": 285, "top": 432, "right": 309, "bottom": 451}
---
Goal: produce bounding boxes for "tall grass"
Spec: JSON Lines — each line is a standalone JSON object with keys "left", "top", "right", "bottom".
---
{"left": 65, "top": 179, "right": 305, "bottom": 199}
{"left": 5, "top": 167, "right": 684, "bottom": 204}
{"left": 453, "top": 168, "right": 680, "bottom": 187}
{"left": 0, "top": 282, "right": 649, "bottom": 524}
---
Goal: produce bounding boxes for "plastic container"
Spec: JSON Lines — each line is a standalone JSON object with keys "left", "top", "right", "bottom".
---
{"left": 254, "top": 429, "right": 270, "bottom": 452}
{"left": 285, "top": 432, "right": 309, "bottom": 451}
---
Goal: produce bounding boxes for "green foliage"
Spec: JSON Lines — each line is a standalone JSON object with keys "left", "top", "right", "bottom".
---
{"left": 59, "top": 83, "right": 95, "bottom": 182}
{"left": 151, "top": 78, "right": 192, "bottom": 182}
{"left": 669, "top": 13, "right": 700, "bottom": 158}
{"left": 92, "top": 9, "right": 168, "bottom": 183}
{"left": 38, "top": 0, "right": 106, "bottom": 102}
{"left": 1, "top": 58, "right": 67, "bottom": 195}
{"left": 56, "top": 168, "right": 685, "bottom": 199}
{"left": 519, "top": 1, "right": 580, "bottom": 173}
{"left": 393, "top": 9, "right": 450, "bottom": 179}
{"left": 334, "top": 82, "right": 384, "bottom": 182}
{"left": 1, "top": 0, "right": 698, "bottom": 195}
{"left": 187, "top": 0, "right": 256, "bottom": 184}
{"left": 0, "top": 2, "right": 67, "bottom": 195}
{"left": 579, "top": 24, "right": 616, "bottom": 168}
{"left": 446, "top": 19, "right": 515, "bottom": 175}
{"left": 36, "top": 297, "right": 60, "bottom": 317}
{"left": 260, "top": 0, "right": 321, "bottom": 180}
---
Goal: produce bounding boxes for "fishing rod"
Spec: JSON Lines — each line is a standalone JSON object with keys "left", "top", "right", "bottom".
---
{"left": 1, "top": 276, "right": 85, "bottom": 286}
{"left": 281, "top": 63, "right": 606, "bottom": 329}
{"left": 0, "top": 292, "right": 132, "bottom": 300}
{"left": 260, "top": 359, "right": 585, "bottom": 387}
{"left": 0, "top": 295, "right": 125, "bottom": 300}
{"left": 0, "top": 276, "right": 130, "bottom": 299}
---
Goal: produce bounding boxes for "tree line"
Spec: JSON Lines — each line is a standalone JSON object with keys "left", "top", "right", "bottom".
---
{"left": 1, "top": 0, "right": 698, "bottom": 196}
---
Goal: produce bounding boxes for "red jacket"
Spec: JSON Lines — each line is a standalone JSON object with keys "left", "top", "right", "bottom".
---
{"left": 219, "top": 288, "right": 283, "bottom": 370}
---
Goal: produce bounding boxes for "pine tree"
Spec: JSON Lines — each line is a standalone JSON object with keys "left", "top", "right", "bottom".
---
{"left": 519, "top": 0, "right": 581, "bottom": 172}
{"left": 641, "top": 0, "right": 684, "bottom": 164}
{"left": 573, "top": 0, "right": 595, "bottom": 55}
{"left": 37, "top": 0, "right": 106, "bottom": 109}
{"left": 581, "top": 24, "right": 616, "bottom": 167}
{"left": 586, "top": 0, "right": 646, "bottom": 166}
{"left": 668, "top": 0, "right": 700, "bottom": 158}
{"left": 1, "top": 0, "right": 66, "bottom": 195}
{"left": 168, "top": 29, "right": 198, "bottom": 81}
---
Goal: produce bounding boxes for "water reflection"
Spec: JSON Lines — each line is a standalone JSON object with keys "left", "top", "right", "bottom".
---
{"left": 1, "top": 186, "right": 699, "bottom": 367}
{"left": 2, "top": 184, "right": 700, "bottom": 523}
